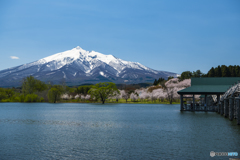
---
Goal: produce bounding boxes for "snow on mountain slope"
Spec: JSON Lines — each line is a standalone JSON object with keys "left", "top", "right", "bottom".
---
{"left": 14, "top": 46, "right": 156, "bottom": 75}
{"left": 0, "top": 46, "right": 177, "bottom": 87}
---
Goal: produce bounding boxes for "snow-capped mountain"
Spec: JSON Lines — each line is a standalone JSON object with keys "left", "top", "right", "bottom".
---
{"left": 0, "top": 46, "right": 177, "bottom": 87}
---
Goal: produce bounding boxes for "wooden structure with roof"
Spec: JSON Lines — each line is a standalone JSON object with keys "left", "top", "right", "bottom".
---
{"left": 177, "top": 77, "right": 240, "bottom": 112}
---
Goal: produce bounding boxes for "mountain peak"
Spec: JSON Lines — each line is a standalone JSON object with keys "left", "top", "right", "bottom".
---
{"left": 75, "top": 46, "right": 82, "bottom": 50}
{"left": 0, "top": 46, "right": 177, "bottom": 87}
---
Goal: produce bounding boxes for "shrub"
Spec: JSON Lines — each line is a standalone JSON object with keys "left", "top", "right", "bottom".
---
{"left": 24, "top": 94, "right": 39, "bottom": 102}
{"left": 48, "top": 85, "right": 64, "bottom": 103}
{"left": 39, "top": 97, "right": 44, "bottom": 102}
{"left": 1, "top": 99, "right": 11, "bottom": 102}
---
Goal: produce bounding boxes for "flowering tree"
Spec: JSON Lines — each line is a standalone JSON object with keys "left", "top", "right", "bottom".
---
{"left": 85, "top": 94, "right": 91, "bottom": 100}
{"left": 158, "top": 91, "right": 166, "bottom": 102}
{"left": 152, "top": 88, "right": 165, "bottom": 102}
{"left": 120, "top": 90, "right": 129, "bottom": 102}
{"left": 75, "top": 94, "right": 80, "bottom": 99}
{"left": 114, "top": 92, "right": 122, "bottom": 102}
{"left": 149, "top": 92, "right": 156, "bottom": 102}
{"left": 177, "top": 79, "right": 191, "bottom": 88}
{"left": 61, "top": 94, "right": 70, "bottom": 100}
{"left": 81, "top": 95, "right": 85, "bottom": 101}
{"left": 139, "top": 91, "right": 150, "bottom": 102}
{"left": 130, "top": 92, "right": 138, "bottom": 101}
{"left": 162, "top": 78, "right": 191, "bottom": 104}
{"left": 119, "top": 78, "right": 191, "bottom": 104}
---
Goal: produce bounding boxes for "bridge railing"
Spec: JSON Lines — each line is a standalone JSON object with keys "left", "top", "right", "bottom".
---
{"left": 220, "top": 82, "right": 240, "bottom": 101}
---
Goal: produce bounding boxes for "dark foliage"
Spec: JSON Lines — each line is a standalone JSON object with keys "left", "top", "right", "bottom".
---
{"left": 206, "top": 65, "right": 240, "bottom": 77}
{"left": 153, "top": 77, "right": 165, "bottom": 85}
{"left": 117, "top": 83, "right": 152, "bottom": 90}
{"left": 75, "top": 85, "right": 92, "bottom": 96}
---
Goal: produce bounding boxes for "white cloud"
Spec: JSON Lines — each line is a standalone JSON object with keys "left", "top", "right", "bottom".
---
{"left": 10, "top": 56, "right": 19, "bottom": 59}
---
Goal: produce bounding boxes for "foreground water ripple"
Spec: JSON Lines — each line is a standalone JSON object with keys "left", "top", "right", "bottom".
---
{"left": 0, "top": 103, "right": 239, "bottom": 160}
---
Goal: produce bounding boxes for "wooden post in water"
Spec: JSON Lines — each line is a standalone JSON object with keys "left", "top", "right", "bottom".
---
{"left": 217, "top": 94, "right": 220, "bottom": 113}
{"left": 236, "top": 98, "right": 240, "bottom": 125}
{"left": 229, "top": 97, "right": 234, "bottom": 121}
{"left": 234, "top": 99, "right": 237, "bottom": 119}
{"left": 220, "top": 101, "right": 224, "bottom": 115}
{"left": 224, "top": 99, "right": 229, "bottom": 118}
{"left": 192, "top": 94, "right": 195, "bottom": 112}
{"left": 218, "top": 101, "right": 222, "bottom": 114}
{"left": 219, "top": 101, "right": 222, "bottom": 114}
{"left": 180, "top": 94, "right": 183, "bottom": 111}
{"left": 204, "top": 94, "right": 207, "bottom": 112}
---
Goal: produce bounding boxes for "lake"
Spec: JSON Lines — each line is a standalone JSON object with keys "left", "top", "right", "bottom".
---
{"left": 0, "top": 103, "right": 239, "bottom": 160}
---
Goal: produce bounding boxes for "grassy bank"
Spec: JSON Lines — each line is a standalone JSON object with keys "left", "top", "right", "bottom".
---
{"left": 59, "top": 98, "right": 180, "bottom": 104}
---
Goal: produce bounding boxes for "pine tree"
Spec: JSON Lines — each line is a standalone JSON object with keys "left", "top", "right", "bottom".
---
{"left": 221, "top": 65, "right": 228, "bottom": 77}
{"left": 236, "top": 66, "right": 240, "bottom": 77}
{"left": 216, "top": 65, "right": 222, "bottom": 77}
{"left": 230, "top": 65, "right": 236, "bottom": 77}
{"left": 193, "top": 70, "right": 202, "bottom": 77}
{"left": 153, "top": 79, "right": 158, "bottom": 86}
{"left": 214, "top": 66, "right": 221, "bottom": 77}
{"left": 208, "top": 67, "right": 215, "bottom": 77}
{"left": 157, "top": 77, "right": 165, "bottom": 84}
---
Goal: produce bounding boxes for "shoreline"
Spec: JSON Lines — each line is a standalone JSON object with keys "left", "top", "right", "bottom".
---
{"left": 0, "top": 101, "right": 180, "bottom": 104}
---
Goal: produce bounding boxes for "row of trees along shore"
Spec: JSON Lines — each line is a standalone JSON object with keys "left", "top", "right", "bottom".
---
{"left": 174, "top": 65, "right": 240, "bottom": 82}
{"left": 0, "top": 76, "right": 190, "bottom": 104}
{"left": 0, "top": 76, "right": 120, "bottom": 104}
{"left": 0, "top": 65, "right": 239, "bottom": 104}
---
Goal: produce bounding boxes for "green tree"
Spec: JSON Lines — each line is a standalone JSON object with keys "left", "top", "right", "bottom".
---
{"left": 47, "top": 85, "right": 64, "bottom": 103}
{"left": 229, "top": 65, "right": 236, "bottom": 77}
{"left": 158, "top": 77, "right": 165, "bottom": 83}
{"left": 208, "top": 67, "right": 215, "bottom": 77}
{"left": 0, "top": 88, "right": 7, "bottom": 101}
{"left": 22, "top": 76, "right": 47, "bottom": 94}
{"left": 167, "top": 76, "right": 174, "bottom": 80}
{"left": 192, "top": 70, "right": 202, "bottom": 77}
{"left": 215, "top": 65, "right": 222, "bottom": 77}
{"left": 153, "top": 79, "right": 158, "bottom": 86}
{"left": 76, "top": 85, "right": 92, "bottom": 95}
{"left": 14, "top": 94, "right": 25, "bottom": 102}
{"left": 5, "top": 89, "right": 14, "bottom": 98}
{"left": 179, "top": 71, "right": 192, "bottom": 81}
{"left": 206, "top": 65, "right": 240, "bottom": 77}
{"left": 88, "top": 82, "right": 119, "bottom": 104}
{"left": 221, "top": 65, "right": 228, "bottom": 77}
{"left": 0, "top": 88, "right": 15, "bottom": 101}
{"left": 154, "top": 77, "right": 165, "bottom": 85}
{"left": 235, "top": 66, "right": 240, "bottom": 77}
{"left": 24, "top": 94, "right": 42, "bottom": 102}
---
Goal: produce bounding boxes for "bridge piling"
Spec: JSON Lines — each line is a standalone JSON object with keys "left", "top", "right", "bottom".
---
{"left": 236, "top": 98, "right": 240, "bottom": 125}
{"left": 224, "top": 99, "right": 229, "bottom": 118}
{"left": 180, "top": 95, "right": 183, "bottom": 111}
{"left": 220, "top": 101, "right": 224, "bottom": 115}
{"left": 217, "top": 94, "right": 220, "bottom": 113}
{"left": 229, "top": 97, "right": 234, "bottom": 121}
{"left": 234, "top": 99, "right": 236, "bottom": 119}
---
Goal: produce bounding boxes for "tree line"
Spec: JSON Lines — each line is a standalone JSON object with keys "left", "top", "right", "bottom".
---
{"left": 153, "top": 65, "right": 240, "bottom": 85}
{"left": 206, "top": 65, "right": 240, "bottom": 77}
{"left": 0, "top": 76, "right": 119, "bottom": 104}
{"left": 0, "top": 76, "right": 65, "bottom": 103}
{"left": 0, "top": 75, "right": 189, "bottom": 104}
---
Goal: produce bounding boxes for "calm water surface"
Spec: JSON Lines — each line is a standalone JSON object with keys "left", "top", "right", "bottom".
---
{"left": 0, "top": 103, "right": 239, "bottom": 160}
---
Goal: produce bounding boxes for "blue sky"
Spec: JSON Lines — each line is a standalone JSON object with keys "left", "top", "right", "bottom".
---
{"left": 0, "top": 0, "right": 239, "bottom": 74}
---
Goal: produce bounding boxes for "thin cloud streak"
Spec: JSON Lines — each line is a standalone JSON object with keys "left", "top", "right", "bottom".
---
{"left": 10, "top": 56, "right": 19, "bottom": 59}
